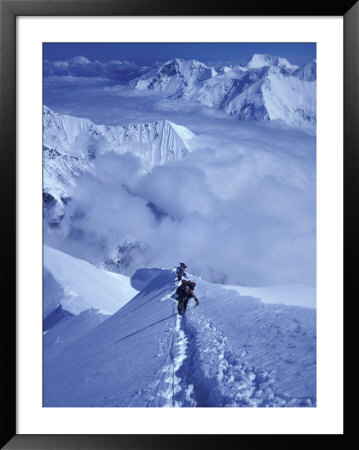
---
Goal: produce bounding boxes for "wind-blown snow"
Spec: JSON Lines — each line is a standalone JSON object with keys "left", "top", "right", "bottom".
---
{"left": 44, "top": 268, "right": 316, "bottom": 407}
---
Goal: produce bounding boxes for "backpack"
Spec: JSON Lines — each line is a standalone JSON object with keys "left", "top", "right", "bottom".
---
{"left": 176, "top": 280, "right": 190, "bottom": 299}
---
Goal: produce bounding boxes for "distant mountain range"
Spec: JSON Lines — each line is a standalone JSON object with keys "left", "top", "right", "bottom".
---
{"left": 45, "top": 53, "right": 316, "bottom": 128}
{"left": 130, "top": 54, "right": 316, "bottom": 128}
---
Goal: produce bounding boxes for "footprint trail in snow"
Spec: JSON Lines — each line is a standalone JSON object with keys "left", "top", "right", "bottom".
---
{"left": 156, "top": 284, "right": 314, "bottom": 408}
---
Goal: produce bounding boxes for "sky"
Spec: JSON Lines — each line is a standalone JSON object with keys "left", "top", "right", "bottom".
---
{"left": 43, "top": 42, "right": 316, "bottom": 66}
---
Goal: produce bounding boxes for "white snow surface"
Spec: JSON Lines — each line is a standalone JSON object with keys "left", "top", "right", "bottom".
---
{"left": 222, "top": 284, "right": 316, "bottom": 309}
{"left": 44, "top": 245, "right": 137, "bottom": 317}
{"left": 44, "top": 268, "right": 316, "bottom": 407}
{"left": 241, "top": 54, "right": 299, "bottom": 72}
{"left": 261, "top": 67, "right": 316, "bottom": 128}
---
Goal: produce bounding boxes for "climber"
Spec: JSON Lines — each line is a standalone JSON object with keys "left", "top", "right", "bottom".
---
{"left": 176, "top": 262, "right": 187, "bottom": 282}
{"left": 176, "top": 280, "right": 199, "bottom": 316}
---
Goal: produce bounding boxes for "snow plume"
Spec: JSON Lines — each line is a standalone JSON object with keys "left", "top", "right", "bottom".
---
{"left": 47, "top": 114, "right": 316, "bottom": 287}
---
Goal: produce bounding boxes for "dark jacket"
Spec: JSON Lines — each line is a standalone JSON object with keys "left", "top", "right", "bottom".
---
{"left": 187, "top": 287, "right": 199, "bottom": 303}
{"left": 178, "top": 283, "right": 199, "bottom": 304}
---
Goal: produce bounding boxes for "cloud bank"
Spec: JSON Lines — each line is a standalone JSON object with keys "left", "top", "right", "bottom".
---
{"left": 44, "top": 68, "right": 316, "bottom": 287}
{"left": 47, "top": 111, "right": 316, "bottom": 287}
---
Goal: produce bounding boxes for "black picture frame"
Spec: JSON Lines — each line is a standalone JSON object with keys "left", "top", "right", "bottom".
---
{"left": 1, "top": 0, "right": 357, "bottom": 448}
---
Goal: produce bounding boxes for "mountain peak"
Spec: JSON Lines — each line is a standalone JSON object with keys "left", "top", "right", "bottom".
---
{"left": 133, "top": 58, "right": 213, "bottom": 95}
{"left": 245, "top": 53, "right": 276, "bottom": 67}
{"left": 165, "top": 120, "right": 196, "bottom": 145}
{"left": 161, "top": 58, "right": 210, "bottom": 72}
{"left": 243, "top": 54, "right": 298, "bottom": 71}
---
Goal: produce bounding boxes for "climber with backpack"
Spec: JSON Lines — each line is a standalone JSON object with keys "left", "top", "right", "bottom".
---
{"left": 176, "top": 280, "right": 199, "bottom": 316}
{"left": 176, "top": 262, "right": 187, "bottom": 282}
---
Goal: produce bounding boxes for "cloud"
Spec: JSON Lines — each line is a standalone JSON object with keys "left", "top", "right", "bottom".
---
{"left": 44, "top": 57, "right": 142, "bottom": 82}
{"left": 44, "top": 79, "right": 316, "bottom": 287}
{"left": 133, "top": 164, "right": 214, "bottom": 219}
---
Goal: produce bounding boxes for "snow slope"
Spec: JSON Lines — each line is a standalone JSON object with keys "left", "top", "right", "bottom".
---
{"left": 44, "top": 245, "right": 138, "bottom": 317}
{"left": 261, "top": 67, "right": 316, "bottom": 128}
{"left": 44, "top": 268, "right": 316, "bottom": 407}
{"left": 222, "top": 283, "right": 316, "bottom": 309}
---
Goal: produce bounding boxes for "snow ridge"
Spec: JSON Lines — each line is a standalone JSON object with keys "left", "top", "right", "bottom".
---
{"left": 44, "top": 267, "right": 316, "bottom": 407}
{"left": 135, "top": 272, "right": 315, "bottom": 408}
{"left": 44, "top": 106, "right": 195, "bottom": 170}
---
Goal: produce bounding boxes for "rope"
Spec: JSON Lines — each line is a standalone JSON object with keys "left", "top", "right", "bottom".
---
{"left": 171, "top": 301, "right": 176, "bottom": 407}
{"left": 165, "top": 277, "right": 200, "bottom": 407}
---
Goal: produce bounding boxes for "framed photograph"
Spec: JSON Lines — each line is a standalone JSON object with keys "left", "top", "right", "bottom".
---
{"left": 1, "top": 0, "right": 356, "bottom": 448}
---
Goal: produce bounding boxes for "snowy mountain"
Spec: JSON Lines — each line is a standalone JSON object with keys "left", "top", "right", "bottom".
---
{"left": 130, "top": 58, "right": 214, "bottom": 97}
{"left": 44, "top": 265, "right": 316, "bottom": 407}
{"left": 131, "top": 55, "right": 316, "bottom": 128}
{"left": 293, "top": 60, "right": 317, "bottom": 81}
{"left": 261, "top": 66, "right": 316, "bottom": 127}
{"left": 43, "top": 107, "right": 198, "bottom": 277}
{"left": 43, "top": 106, "right": 195, "bottom": 224}
{"left": 240, "top": 53, "right": 299, "bottom": 72}
{"left": 43, "top": 106, "right": 195, "bottom": 171}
